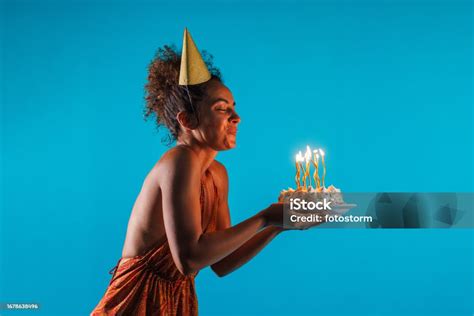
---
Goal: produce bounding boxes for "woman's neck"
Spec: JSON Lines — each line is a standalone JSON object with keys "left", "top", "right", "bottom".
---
{"left": 176, "top": 138, "right": 217, "bottom": 175}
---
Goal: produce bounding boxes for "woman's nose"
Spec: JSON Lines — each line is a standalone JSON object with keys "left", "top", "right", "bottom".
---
{"left": 230, "top": 111, "right": 241, "bottom": 124}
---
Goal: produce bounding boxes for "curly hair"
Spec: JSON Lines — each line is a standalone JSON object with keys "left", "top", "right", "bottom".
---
{"left": 144, "top": 45, "right": 222, "bottom": 144}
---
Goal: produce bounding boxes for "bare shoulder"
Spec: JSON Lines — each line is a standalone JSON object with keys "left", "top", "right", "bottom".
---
{"left": 210, "top": 160, "right": 228, "bottom": 177}
{"left": 209, "top": 160, "right": 229, "bottom": 190}
{"left": 155, "top": 146, "right": 200, "bottom": 171}
{"left": 151, "top": 146, "right": 201, "bottom": 188}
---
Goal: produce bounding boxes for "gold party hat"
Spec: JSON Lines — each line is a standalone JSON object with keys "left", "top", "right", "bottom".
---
{"left": 179, "top": 28, "right": 212, "bottom": 85}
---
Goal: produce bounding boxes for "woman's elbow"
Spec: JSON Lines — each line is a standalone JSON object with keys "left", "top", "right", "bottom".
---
{"left": 214, "top": 270, "right": 228, "bottom": 278}
{"left": 211, "top": 264, "right": 229, "bottom": 278}
{"left": 175, "top": 255, "right": 200, "bottom": 276}
{"left": 176, "top": 265, "right": 196, "bottom": 276}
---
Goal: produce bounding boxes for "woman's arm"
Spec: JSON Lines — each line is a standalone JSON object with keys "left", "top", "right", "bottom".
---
{"left": 209, "top": 161, "right": 284, "bottom": 277}
{"left": 211, "top": 226, "right": 283, "bottom": 277}
{"left": 159, "top": 148, "right": 281, "bottom": 276}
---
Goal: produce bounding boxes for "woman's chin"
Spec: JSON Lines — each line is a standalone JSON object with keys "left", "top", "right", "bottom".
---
{"left": 221, "top": 139, "right": 237, "bottom": 150}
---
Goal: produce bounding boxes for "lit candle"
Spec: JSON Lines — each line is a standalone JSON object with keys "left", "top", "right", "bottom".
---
{"left": 295, "top": 153, "right": 301, "bottom": 190}
{"left": 319, "top": 149, "right": 326, "bottom": 189}
{"left": 312, "top": 150, "right": 320, "bottom": 189}
{"left": 296, "top": 151, "right": 304, "bottom": 190}
{"left": 304, "top": 146, "right": 312, "bottom": 189}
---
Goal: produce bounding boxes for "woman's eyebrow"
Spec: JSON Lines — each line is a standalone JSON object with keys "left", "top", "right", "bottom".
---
{"left": 212, "top": 98, "right": 236, "bottom": 106}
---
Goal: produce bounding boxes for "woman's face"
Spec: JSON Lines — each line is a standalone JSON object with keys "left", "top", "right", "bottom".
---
{"left": 192, "top": 79, "right": 240, "bottom": 151}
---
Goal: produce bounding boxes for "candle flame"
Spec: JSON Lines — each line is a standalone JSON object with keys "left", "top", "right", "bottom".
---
{"left": 304, "top": 145, "right": 312, "bottom": 162}
{"left": 319, "top": 149, "right": 325, "bottom": 156}
{"left": 296, "top": 151, "right": 304, "bottom": 162}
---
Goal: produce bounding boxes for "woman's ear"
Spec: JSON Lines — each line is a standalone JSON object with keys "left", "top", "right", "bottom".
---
{"left": 176, "top": 111, "right": 198, "bottom": 131}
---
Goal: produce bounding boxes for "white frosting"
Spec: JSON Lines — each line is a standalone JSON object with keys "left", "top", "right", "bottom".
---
{"left": 278, "top": 185, "right": 344, "bottom": 205}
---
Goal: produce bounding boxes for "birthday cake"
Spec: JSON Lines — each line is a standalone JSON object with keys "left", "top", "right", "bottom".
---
{"left": 278, "top": 185, "right": 344, "bottom": 205}
{"left": 278, "top": 146, "right": 349, "bottom": 215}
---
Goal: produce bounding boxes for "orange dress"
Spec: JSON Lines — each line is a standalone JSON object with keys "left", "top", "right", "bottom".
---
{"left": 91, "top": 171, "right": 219, "bottom": 316}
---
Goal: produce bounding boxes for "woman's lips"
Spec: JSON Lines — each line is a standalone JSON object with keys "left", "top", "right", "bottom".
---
{"left": 227, "top": 128, "right": 237, "bottom": 136}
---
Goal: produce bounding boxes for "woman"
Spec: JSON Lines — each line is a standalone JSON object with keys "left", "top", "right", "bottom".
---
{"left": 91, "top": 31, "right": 304, "bottom": 316}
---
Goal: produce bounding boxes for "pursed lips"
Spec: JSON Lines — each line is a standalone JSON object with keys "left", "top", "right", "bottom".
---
{"left": 227, "top": 127, "right": 238, "bottom": 135}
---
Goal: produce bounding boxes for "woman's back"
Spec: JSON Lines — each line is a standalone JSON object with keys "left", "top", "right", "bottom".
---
{"left": 121, "top": 162, "right": 166, "bottom": 259}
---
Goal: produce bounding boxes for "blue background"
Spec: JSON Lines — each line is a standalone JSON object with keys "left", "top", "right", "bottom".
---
{"left": 1, "top": 0, "right": 473, "bottom": 315}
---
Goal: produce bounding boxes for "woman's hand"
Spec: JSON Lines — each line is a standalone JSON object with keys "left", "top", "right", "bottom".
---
{"left": 260, "top": 203, "right": 331, "bottom": 231}
{"left": 259, "top": 203, "right": 311, "bottom": 229}
{"left": 260, "top": 203, "right": 285, "bottom": 228}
